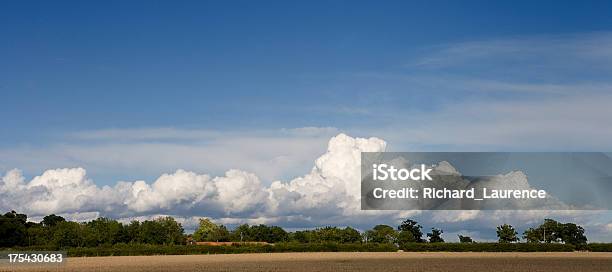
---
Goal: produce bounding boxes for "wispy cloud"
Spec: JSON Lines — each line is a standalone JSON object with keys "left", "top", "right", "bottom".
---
{"left": 328, "top": 32, "right": 612, "bottom": 151}
{"left": 0, "top": 127, "right": 341, "bottom": 183}
{"left": 411, "top": 32, "right": 612, "bottom": 72}
{"left": 371, "top": 93, "right": 612, "bottom": 151}
{"left": 69, "top": 128, "right": 226, "bottom": 141}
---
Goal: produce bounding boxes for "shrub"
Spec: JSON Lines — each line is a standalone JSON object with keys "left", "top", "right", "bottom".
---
{"left": 399, "top": 242, "right": 575, "bottom": 252}
{"left": 587, "top": 243, "right": 612, "bottom": 252}
{"left": 0, "top": 242, "right": 397, "bottom": 257}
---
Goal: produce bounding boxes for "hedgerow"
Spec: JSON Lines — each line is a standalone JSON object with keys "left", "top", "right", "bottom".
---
{"left": 399, "top": 242, "right": 575, "bottom": 252}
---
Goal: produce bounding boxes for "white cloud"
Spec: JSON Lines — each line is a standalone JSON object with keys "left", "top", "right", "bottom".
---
{"left": 267, "top": 133, "right": 389, "bottom": 218}
{"left": 1, "top": 134, "right": 390, "bottom": 220}
{"left": 3, "top": 133, "right": 611, "bottom": 241}
{"left": 214, "top": 170, "right": 268, "bottom": 215}
{"left": 0, "top": 133, "right": 418, "bottom": 231}
{"left": 319, "top": 33, "right": 612, "bottom": 152}
{"left": 0, "top": 127, "right": 340, "bottom": 183}
{"left": 371, "top": 93, "right": 612, "bottom": 151}
{"left": 69, "top": 128, "right": 225, "bottom": 141}
{"left": 2, "top": 133, "right": 611, "bottom": 241}
{"left": 412, "top": 32, "right": 612, "bottom": 71}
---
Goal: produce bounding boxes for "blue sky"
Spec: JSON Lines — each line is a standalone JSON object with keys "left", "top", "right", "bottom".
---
{"left": 2, "top": 1, "right": 612, "bottom": 241}
{"left": 4, "top": 1, "right": 612, "bottom": 182}
{"left": 3, "top": 0, "right": 612, "bottom": 144}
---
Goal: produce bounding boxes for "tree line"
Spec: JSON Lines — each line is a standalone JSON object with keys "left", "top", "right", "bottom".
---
{"left": 0, "top": 211, "right": 183, "bottom": 247}
{"left": 496, "top": 220, "right": 587, "bottom": 245}
{"left": 0, "top": 210, "right": 587, "bottom": 249}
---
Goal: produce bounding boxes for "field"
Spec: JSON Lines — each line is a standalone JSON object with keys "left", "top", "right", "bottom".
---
{"left": 2, "top": 252, "right": 611, "bottom": 272}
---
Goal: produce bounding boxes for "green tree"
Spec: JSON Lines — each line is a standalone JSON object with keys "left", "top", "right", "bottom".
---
{"left": 397, "top": 219, "right": 424, "bottom": 242}
{"left": 541, "top": 219, "right": 562, "bottom": 243}
{"left": 458, "top": 235, "right": 473, "bottom": 243}
{"left": 523, "top": 219, "right": 560, "bottom": 243}
{"left": 84, "top": 217, "right": 123, "bottom": 246}
{"left": 156, "top": 216, "right": 185, "bottom": 244}
{"left": 193, "top": 218, "right": 217, "bottom": 241}
{"left": 427, "top": 228, "right": 444, "bottom": 243}
{"left": 523, "top": 227, "right": 542, "bottom": 243}
{"left": 397, "top": 230, "right": 416, "bottom": 245}
{"left": 248, "top": 224, "right": 270, "bottom": 242}
{"left": 138, "top": 220, "right": 163, "bottom": 244}
{"left": 522, "top": 219, "right": 587, "bottom": 246}
{"left": 51, "top": 221, "right": 85, "bottom": 248}
{"left": 193, "top": 218, "right": 228, "bottom": 242}
{"left": 267, "top": 226, "right": 288, "bottom": 243}
{"left": 210, "top": 225, "right": 230, "bottom": 242}
{"left": 317, "top": 226, "right": 341, "bottom": 242}
{"left": 138, "top": 217, "right": 184, "bottom": 245}
{"left": 246, "top": 224, "right": 287, "bottom": 243}
{"left": 0, "top": 211, "right": 28, "bottom": 247}
{"left": 290, "top": 230, "right": 311, "bottom": 243}
{"left": 340, "top": 227, "right": 362, "bottom": 243}
{"left": 496, "top": 224, "right": 519, "bottom": 243}
{"left": 365, "top": 225, "right": 397, "bottom": 244}
{"left": 42, "top": 214, "right": 65, "bottom": 228}
{"left": 25, "top": 224, "right": 48, "bottom": 246}
{"left": 125, "top": 220, "right": 142, "bottom": 243}
{"left": 230, "top": 224, "right": 251, "bottom": 242}
{"left": 558, "top": 222, "right": 587, "bottom": 246}
{"left": 307, "top": 226, "right": 360, "bottom": 243}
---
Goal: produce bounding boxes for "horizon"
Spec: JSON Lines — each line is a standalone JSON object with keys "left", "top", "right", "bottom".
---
{"left": 2, "top": 1, "right": 612, "bottom": 242}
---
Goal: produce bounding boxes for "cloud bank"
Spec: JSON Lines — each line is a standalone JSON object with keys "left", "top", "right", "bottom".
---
{"left": 0, "top": 134, "right": 406, "bottom": 224}
{"left": 1, "top": 133, "right": 608, "bottom": 241}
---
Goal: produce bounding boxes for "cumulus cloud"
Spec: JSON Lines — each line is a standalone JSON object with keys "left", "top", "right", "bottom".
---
{"left": 0, "top": 134, "right": 390, "bottom": 220}
{"left": 1, "top": 168, "right": 112, "bottom": 216}
{"left": 1, "top": 133, "right": 610, "bottom": 241}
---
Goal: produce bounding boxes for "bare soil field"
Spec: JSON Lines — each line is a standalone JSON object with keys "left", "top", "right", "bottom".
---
{"left": 2, "top": 252, "right": 611, "bottom": 272}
